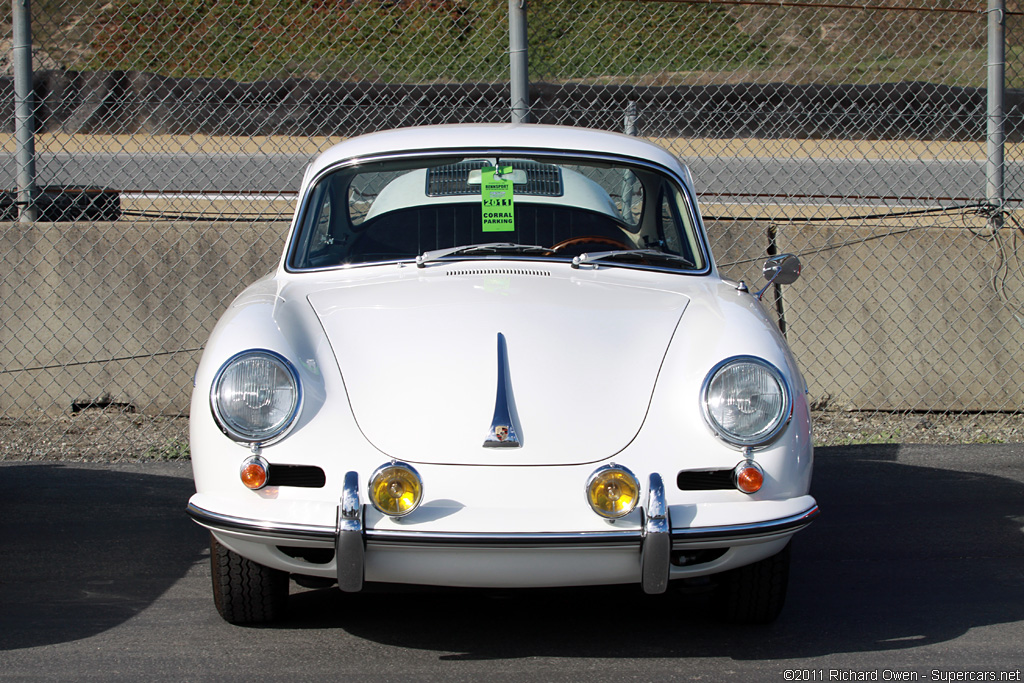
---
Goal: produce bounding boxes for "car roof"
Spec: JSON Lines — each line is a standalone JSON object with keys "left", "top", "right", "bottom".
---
{"left": 307, "top": 124, "right": 686, "bottom": 178}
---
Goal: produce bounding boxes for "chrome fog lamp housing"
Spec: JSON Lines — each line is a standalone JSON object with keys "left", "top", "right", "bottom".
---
{"left": 585, "top": 464, "right": 640, "bottom": 519}
{"left": 701, "top": 356, "right": 791, "bottom": 448}
{"left": 368, "top": 463, "right": 424, "bottom": 518}
{"left": 211, "top": 349, "right": 302, "bottom": 445}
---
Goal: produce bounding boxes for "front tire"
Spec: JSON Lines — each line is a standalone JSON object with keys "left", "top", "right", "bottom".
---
{"left": 210, "top": 534, "right": 288, "bottom": 624}
{"left": 715, "top": 542, "right": 791, "bottom": 624}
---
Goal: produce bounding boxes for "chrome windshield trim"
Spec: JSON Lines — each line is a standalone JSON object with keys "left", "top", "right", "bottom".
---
{"left": 284, "top": 146, "right": 714, "bottom": 277}
{"left": 187, "top": 502, "right": 336, "bottom": 541}
{"left": 671, "top": 504, "right": 820, "bottom": 545}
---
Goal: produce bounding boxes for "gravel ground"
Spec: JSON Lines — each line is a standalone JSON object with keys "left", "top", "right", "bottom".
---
{"left": 1, "top": 408, "right": 1022, "bottom": 463}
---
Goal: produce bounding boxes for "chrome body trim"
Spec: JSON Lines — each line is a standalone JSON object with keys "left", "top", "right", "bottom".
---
{"left": 482, "top": 333, "right": 522, "bottom": 448}
{"left": 190, "top": 500, "right": 819, "bottom": 551}
{"left": 187, "top": 502, "right": 335, "bottom": 541}
{"left": 336, "top": 471, "right": 365, "bottom": 592}
{"left": 640, "top": 473, "right": 671, "bottom": 594}
{"left": 670, "top": 504, "right": 820, "bottom": 545}
{"left": 364, "top": 528, "right": 641, "bottom": 548}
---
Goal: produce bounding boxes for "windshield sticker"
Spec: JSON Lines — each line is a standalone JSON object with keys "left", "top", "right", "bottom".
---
{"left": 481, "top": 165, "right": 515, "bottom": 232}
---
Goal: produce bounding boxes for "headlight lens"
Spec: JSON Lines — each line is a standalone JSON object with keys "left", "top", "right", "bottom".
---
{"left": 702, "top": 356, "right": 790, "bottom": 448}
{"left": 369, "top": 463, "right": 423, "bottom": 517}
{"left": 211, "top": 350, "right": 301, "bottom": 444}
{"left": 586, "top": 465, "right": 640, "bottom": 519}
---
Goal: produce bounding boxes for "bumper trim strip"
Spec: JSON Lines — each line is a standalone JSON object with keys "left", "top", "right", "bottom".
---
{"left": 188, "top": 502, "right": 819, "bottom": 549}
{"left": 670, "top": 504, "right": 820, "bottom": 545}
{"left": 187, "top": 502, "right": 336, "bottom": 541}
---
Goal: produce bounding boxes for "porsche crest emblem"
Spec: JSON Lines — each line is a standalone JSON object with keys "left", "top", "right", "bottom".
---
{"left": 483, "top": 333, "right": 521, "bottom": 448}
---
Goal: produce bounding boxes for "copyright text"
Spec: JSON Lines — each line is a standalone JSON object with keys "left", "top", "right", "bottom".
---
{"left": 783, "top": 671, "right": 1022, "bottom": 682}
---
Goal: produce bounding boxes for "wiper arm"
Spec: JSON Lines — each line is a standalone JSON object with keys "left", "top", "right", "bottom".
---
{"left": 416, "top": 243, "right": 552, "bottom": 268}
{"left": 571, "top": 249, "right": 696, "bottom": 270}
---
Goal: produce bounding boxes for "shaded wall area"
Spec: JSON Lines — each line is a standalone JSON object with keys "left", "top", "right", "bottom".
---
{"left": 0, "top": 71, "right": 1019, "bottom": 140}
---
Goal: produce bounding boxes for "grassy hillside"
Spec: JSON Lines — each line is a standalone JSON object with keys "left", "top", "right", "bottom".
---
{"left": 17, "top": 0, "right": 995, "bottom": 87}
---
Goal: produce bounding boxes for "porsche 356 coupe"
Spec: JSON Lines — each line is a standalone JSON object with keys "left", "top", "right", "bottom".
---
{"left": 187, "top": 124, "right": 817, "bottom": 625}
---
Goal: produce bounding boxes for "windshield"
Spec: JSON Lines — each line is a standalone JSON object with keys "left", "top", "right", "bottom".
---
{"left": 287, "top": 153, "right": 707, "bottom": 272}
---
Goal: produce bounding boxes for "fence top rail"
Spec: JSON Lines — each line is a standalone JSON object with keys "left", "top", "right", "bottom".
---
{"left": 626, "top": 0, "right": 1021, "bottom": 16}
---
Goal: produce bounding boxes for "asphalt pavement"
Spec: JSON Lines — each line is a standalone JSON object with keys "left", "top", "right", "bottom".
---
{"left": 1, "top": 443, "right": 1023, "bottom": 681}
{"left": 0, "top": 152, "right": 1000, "bottom": 205}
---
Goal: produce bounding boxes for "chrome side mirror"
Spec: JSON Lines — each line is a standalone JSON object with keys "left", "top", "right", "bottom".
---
{"left": 755, "top": 254, "right": 801, "bottom": 300}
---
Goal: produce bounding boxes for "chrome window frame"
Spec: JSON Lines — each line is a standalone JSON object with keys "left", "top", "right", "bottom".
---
{"left": 284, "top": 147, "right": 713, "bottom": 277}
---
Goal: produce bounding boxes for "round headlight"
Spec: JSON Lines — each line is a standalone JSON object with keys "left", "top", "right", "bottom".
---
{"left": 701, "top": 356, "right": 791, "bottom": 448}
{"left": 369, "top": 463, "right": 423, "bottom": 517}
{"left": 586, "top": 465, "right": 640, "bottom": 519}
{"left": 211, "top": 350, "right": 301, "bottom": 444}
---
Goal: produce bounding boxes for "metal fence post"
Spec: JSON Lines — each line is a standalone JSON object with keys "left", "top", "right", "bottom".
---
{"left": 11, "top": 0, "right": 37, "bottom": 222}
{"left": 509, "top": 0, "right": 530, "bottom": 124}
{"left": 987, "top": 0, "right": 1005, "bottom": 231}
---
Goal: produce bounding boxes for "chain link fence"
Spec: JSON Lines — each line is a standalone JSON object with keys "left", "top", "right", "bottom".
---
{"left": 1, "top": 0, "right": 1023, "bottom": 459}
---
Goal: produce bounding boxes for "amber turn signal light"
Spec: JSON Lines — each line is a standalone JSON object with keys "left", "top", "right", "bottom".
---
{"left": 240, "top": 455, "right": 270, "bottom": 490}
{"left": 733, "top": 460, "right": 764, "bottom": 494}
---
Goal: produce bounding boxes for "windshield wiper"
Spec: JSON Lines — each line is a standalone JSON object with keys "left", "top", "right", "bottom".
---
{"left": 571, "top": 249, "right": 696, "bottom": 270}
{"left": 416, "top": 243, "right": 552, "bottom": 268}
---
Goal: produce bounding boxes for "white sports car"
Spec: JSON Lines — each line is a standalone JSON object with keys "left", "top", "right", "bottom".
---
{"left": 187, "top": 124, "right": 817, "bottom": 625}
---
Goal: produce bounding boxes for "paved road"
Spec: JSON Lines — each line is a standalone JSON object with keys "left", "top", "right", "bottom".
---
{"left": 2, "top": 443, "right": 1023, "bottom": 681}
{"left": 0, "top": 152, "right": 1010, "bottom": 205}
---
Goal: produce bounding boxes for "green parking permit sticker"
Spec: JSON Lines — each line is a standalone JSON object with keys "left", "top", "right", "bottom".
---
{"left": 481, "top": 165, "right": 515, "bottom": 232}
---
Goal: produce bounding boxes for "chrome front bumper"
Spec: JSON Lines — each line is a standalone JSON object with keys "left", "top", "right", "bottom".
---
{"left": 187, "top": 471, "right": 819, "bottom": 594}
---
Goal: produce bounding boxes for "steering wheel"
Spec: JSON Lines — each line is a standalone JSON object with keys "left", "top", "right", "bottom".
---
{"left": 550, "top": 235, "right": 631, "bottom": 253}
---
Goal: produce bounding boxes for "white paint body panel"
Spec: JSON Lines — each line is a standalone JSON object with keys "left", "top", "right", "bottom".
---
{"left": 306, "top": 269, "right": 687, "bottom": 465}
{"left": 189, "top": 124, "right": 815, "bottom": 590}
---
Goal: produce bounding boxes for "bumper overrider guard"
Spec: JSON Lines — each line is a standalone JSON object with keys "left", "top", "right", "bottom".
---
{"left": 187, "top": 471, "right": 819, "bottom": 595}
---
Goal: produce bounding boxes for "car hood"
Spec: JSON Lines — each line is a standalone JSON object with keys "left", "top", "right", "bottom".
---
{"left": 306, "top": 269, "right": 688, "bottom": 466}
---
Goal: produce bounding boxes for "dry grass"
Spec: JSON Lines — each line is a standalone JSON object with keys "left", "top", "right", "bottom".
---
{"left": 1, "top": 409, "right": 1020, "bottom": 463}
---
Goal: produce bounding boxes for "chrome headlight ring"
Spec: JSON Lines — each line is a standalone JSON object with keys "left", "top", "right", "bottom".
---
{"left": 210, "top": 349, "right": 303, "bottom": 446}
{"left": 700, "top": 355, "right": 792, "bottom": 450}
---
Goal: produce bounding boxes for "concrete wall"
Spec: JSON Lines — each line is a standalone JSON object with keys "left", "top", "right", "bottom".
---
{"left": 0, "top": 220, "right": 286, "bottom": 416}
{"left": 777, "top": 224, "right": 1024, "bottom": 413}
{"left": 2, "top": 219, "right": 1019, "bottom": 416}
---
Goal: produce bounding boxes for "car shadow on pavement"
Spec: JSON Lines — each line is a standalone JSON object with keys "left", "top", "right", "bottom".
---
{"left": 281, "top": 444, "right": 1024, "bottom": 660}
{"left": 0, "top": 463, "right": 206, "bottom": 652}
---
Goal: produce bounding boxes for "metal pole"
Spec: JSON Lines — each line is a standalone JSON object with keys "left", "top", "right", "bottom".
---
{"left": 621, "top": 102, "right": 639, "bottom": 219}
{"left": 987, "top": 0, "right": 1005, "bottom": 231}
{"left": 12, "top": 0, "right": 37, "bottom": 222}
{"left": 509, "top": 0, "right": 530, "bottom": 124}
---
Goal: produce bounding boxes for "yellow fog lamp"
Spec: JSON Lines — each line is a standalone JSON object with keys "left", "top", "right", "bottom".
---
{"left": 368, "top": 463, "right": 423, "bottom": 517}
{"left": 586, "top": 465, "right": 640, "bottom": 519}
